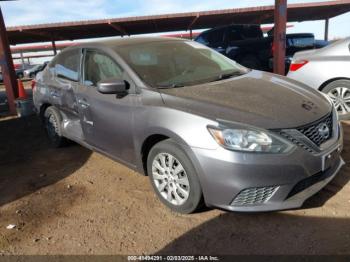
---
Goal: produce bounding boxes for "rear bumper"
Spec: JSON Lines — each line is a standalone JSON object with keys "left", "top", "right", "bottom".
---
{"left": 189, "top": 129, "right": 344, "bottom": 212}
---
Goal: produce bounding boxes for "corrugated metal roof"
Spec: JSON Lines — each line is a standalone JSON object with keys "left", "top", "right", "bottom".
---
{"left": 6, "top": 0, "right": 350, "bottom": 45}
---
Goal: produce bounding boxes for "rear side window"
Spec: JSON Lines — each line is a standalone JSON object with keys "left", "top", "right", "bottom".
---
{"left": 288, "top": 37, "right": 314, "bottom": 48}
{"left": 226, "top": 28, "right": 243, "bottom": 42}
{"left": 241, "top": 26, "right": 263, "bottom": 39}
{"left": 52, "top": 49, "right": 80, "bottom": 82}
{"left": 84, "top": 50, "right": 123, "bottom": 86}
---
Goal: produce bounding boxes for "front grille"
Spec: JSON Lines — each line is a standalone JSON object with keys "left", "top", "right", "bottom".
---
{"left": 278, "top": 131, "right": 315, "bottom": 153}
{"left": 231, "top": 186, "right": 279, "bottom": 206}
{"left": 297, "top": 113, "right": 333, "bottom": 147}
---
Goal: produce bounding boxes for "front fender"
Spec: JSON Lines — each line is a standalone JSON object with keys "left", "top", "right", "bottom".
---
{"left": 132, "top": 106, "right": 219, "bottom": 172}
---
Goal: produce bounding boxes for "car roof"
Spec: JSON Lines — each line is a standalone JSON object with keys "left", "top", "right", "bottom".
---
{"left": 293, "top": 37, "right": 350, "bottom": 60}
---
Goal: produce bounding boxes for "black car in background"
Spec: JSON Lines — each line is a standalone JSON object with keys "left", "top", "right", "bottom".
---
{"left": 195, "top": 24, "right": 327, "bottom": 73}
{"left": 24, "top": 62, "right": 49, "bottom": 78}
{"left": 0, "top": 62, "right": 49, "bottom": 83}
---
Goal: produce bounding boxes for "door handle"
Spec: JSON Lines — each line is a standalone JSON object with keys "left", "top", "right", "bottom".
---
{"left": 77, "top": 99, "right": 90, "bottom": 109}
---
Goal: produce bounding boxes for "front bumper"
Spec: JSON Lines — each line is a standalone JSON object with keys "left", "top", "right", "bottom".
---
{"left": 190, "top": 126, "right": 344, "bottom": 212}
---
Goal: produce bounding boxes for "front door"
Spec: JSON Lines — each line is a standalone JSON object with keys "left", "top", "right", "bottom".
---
{"left": 75, "top": 49, "right": 138, "bottom": 165}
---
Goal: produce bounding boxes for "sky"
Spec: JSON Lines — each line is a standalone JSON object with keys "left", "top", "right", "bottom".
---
{"left": 1, "top": 0, "right": 349, "bottom": 63}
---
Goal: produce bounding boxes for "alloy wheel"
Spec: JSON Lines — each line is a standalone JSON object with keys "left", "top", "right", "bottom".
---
{"left": 46, "top": 114, "right": 59, "bottom": 140}
{"left": 327, "top": 87, "right": 350, "bottom": 115}
{"left": 152, "top": 152, "right": 190, "bottom": 206}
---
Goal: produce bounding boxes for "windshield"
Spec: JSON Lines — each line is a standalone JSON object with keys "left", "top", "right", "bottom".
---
{"left": 116, "top": 40, "right": 248, "bottom": 88}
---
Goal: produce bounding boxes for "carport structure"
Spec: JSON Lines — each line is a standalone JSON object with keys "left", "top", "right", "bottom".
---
{"left": 1, "top": 0, "right": 350, "bottom": 114}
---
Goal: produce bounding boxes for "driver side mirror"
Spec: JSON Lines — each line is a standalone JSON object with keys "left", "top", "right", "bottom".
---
{"left": 97, "top": 78, "right": 128, "bottom": 97}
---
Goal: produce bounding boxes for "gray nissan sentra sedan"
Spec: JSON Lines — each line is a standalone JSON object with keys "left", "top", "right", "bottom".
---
{"left": 33, "top": 37, "right": 344, "bottom": 214}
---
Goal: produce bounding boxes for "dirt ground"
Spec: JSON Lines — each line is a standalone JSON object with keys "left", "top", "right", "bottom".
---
{"left": 0, "top": 114, "right": 350, "bottom": 255}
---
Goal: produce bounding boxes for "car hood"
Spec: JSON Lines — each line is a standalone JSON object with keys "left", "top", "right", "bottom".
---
{"left": 159, "top": 70, "right": 332, "bottom": 129}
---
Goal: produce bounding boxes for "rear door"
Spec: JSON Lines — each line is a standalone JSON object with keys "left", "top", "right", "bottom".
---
{"left": 75, "top": 48, "right": 137, "bottom": 165}
{"left": 45, "top": 49, "right": 83, "bottom": 139}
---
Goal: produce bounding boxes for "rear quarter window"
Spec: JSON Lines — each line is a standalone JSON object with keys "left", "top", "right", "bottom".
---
{"left": 196, "top": 33, "right": 209, "bottom": 45}
{"left": 50, "top": 49, "right": 80, "bottom": 82}
{"left": 288, "top": 37, "right": 314, "bottom": 48}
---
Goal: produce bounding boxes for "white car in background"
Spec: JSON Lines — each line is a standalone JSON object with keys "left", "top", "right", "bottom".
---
{"left": 287, "top": 37, "right": 350, "bottom": 119}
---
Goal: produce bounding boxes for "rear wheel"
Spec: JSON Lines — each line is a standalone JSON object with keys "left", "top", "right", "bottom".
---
{"left": 322, "top": 80, "right": 350, "bottom": 120}
{"left": 147, "top": 139, "right": 204, "bottom": 214}
{"left": 44, "top": 106, "right": 68, "bottom": 147}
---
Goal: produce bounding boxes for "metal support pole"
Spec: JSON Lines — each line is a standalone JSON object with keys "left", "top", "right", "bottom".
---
{"left": 190, "top": 29, "right": 193, "bottom": 40}
{"left": 52, "top": 39, "right": 57, "bottom": 55}
{"left": 20, "top": 51, "right": 24, "bottom": 67}
{"left": 0, "top": 7, "right": 18, "bottom": 115}
{"left": 324, "top": 18, "right": 329, "bottom": 41}
{"left": 273, "top": 0, "right": 287, "bottom": 75}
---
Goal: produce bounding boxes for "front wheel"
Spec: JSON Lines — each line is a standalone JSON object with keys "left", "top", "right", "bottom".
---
{"left": 322, "top": 80, "right": 350, "bottom": 120}
{"left": 147, "top": 139, "right": 204, "bottom": 214}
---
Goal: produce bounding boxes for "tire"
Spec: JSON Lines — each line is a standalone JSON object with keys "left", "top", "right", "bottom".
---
{"left": 321, "top": 80, "right": 350, "bottom": 120}
{"left": 147, "top": 139, "right": 204, "bottom": 214}
{"left": 17, "top": 73, "right": 24, "bottom": 79}
{"left": 43, "top": 106, "right": 68, "bottom": 147}
{"left": 30, "top": 73, "right": 35, "bottom": 78}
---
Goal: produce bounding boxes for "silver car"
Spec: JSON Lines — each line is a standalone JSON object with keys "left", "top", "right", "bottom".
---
{"left": 33, "top": 37, "right": 344, "bottom": 214}
{"left": 287, "top": 37, "right": 350, "bottom": 118}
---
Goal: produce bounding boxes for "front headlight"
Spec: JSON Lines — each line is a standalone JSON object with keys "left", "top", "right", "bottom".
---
{"left": 208, "top": 126, "right": 294, "bottom": 153}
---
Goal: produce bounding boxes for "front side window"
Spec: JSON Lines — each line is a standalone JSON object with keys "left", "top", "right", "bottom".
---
{"left": 53, "top": 49, "right": 80, "bottom": 82}
{"left": 116, "top": 40, "right": 247, "bottom": 88}
{"left": 207, "top": 28, "right": 225, "bottom": 46}
{"left": 84, "top": 50, "right": 123, "bottom": 86}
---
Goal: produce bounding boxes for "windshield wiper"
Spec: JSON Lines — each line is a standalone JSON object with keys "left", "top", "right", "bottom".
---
{"left": 211, "top": 71, "right": 243, "bottom": 82}
{"left": 157, "top": 83, "right": 185, "bottom": 89}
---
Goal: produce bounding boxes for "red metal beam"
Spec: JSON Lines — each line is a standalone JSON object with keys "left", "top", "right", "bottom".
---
{"left": 13, "top": 53, "right": 54, "bottom": 60}
{"left": 188, "top": 14, "right": 200, "bottom": 30}
{"left": 107, "top": 21, "right": 128, "bottom": 36}
{"left": 273, "top": 0, "right": 287, "bottom": 75}
{"left": 0, "top": 7, "right": 18, "bottom": 115}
